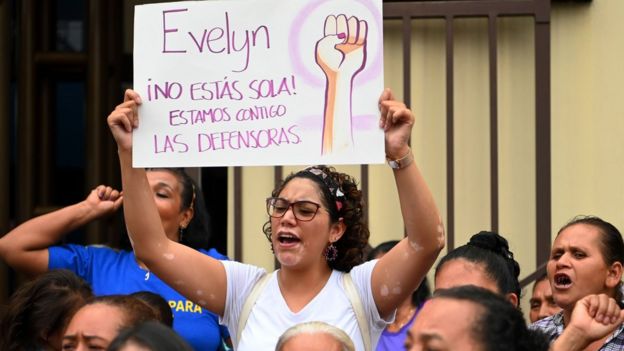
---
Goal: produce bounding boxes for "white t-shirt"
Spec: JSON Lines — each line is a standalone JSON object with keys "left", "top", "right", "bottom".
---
{"left": 220, "top": 259, "right": 390, "bottom": 351}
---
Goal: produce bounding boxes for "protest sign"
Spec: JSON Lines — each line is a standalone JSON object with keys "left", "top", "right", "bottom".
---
{"left": 133, "top": 0, "right": 384, "bottom": 167}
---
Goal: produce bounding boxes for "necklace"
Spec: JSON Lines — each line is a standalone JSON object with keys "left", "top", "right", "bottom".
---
{"left": 387, "top": 307, "right": 416, "bottom": 332}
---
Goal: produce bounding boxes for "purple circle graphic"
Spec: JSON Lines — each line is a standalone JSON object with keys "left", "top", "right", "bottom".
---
{"left": 289, "top": 0, "right": 383, "bottom": 87}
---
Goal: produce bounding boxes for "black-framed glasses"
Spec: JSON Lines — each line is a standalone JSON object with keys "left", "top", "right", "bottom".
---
{"left": 266, "top": 197, "right": 321, "bottom": 222}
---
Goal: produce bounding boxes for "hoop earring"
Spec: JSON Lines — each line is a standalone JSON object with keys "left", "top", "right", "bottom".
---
{"left": 178, "top": 226, "right": 185, "bottom": 243}
{"left": 323, "top": 243, "right": 338, "bottom": 262}
{"left": 268, "top": 235, "right": 274, "bottom": 253}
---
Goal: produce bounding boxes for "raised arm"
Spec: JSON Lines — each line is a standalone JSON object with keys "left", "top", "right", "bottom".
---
{"left": 550, "top": 294, "right": 624, "bottom": 351}
{"left": 0, "top": 185, "right": 122, "bottom": 276}
{"left": 107, "top": 89, "right": 228, "bottom": 316}
{"left": 371, "top": 89, "right": 445, "bottom": 317}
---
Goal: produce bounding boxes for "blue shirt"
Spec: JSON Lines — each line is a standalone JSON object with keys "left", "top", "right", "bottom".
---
{"left": 49, "top": 244, "right": 229, "bottom": 351}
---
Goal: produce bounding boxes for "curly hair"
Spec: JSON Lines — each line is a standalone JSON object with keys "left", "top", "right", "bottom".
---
{"left": 0, "top": 269, "right": 93, "bottom": 351}
{"left": 262, "top": 165, "right": 370, "bottom": 272}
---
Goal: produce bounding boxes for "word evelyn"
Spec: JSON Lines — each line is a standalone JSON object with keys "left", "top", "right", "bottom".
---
{"left": 162, "top": 8, "right": 271, "bottom": 72}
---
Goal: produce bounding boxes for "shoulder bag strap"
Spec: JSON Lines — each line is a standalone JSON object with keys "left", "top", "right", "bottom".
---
{"left": 236, "top": 271, "right": 273, "bottom": 347}
{"left": 342, "top": 273, "right": 372, "bottom": 351}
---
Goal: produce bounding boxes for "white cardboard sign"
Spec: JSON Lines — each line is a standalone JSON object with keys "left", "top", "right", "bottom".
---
{"left": 133, "top": 0, "right": 384, "bottom": 167}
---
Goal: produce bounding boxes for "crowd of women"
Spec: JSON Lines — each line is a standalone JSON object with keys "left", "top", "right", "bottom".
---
{"left": 0, "top": 88, "right": 622, "bottom": 351}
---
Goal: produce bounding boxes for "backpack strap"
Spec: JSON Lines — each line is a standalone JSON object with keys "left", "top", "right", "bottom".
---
{"left": 342, "top": 273, "right": 372, "bottom": 351}
{"left": 236, "top": 271, "right": 273, "bottom": 347}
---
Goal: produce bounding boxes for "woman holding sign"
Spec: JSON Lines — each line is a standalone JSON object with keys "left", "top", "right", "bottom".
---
{"left": 107, "top": 86, "right": 444, "bottom": 351}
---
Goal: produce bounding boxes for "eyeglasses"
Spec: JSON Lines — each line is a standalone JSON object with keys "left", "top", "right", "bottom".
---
{"left": 266, "top": 197, "right": 321, "bottom": 221}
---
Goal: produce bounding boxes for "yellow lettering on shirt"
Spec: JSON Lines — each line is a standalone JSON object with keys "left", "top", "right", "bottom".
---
{"left": 168, "top": 299, "right": 203, "bottom": 313}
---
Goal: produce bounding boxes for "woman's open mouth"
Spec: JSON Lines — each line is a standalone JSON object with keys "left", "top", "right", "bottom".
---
{"left": 553, "top": 273, "right": 572, "bottom": 289}
{"left": 277, "top": 233, "right": 301, "bottom": 245}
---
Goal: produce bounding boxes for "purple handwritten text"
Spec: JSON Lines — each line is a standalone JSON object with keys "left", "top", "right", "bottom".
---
{"left": 161, "top": 9, "right": 271, "bottom": 72}
{"left": 153, "top": 133, "right": 189, "bottom": 153}
{"left": 169, "top": 108, "right": 231, "bottom": 126}
{"left": 197, "top": 125, "right": 300, "bottom": 151}
{"left": 162, "top": 9, "right": 188, "bottom": 53}
{"left": 248, "top": 75, "right": 296, "bottom": 99}
{"left": 235, "top": 104, "right": 286, "bottom": 121}
{"left": 190, "top": 78, "right": 243, "bottom": 101}
{"left": 146, "top": 79, "right": 184, "bottom": 101}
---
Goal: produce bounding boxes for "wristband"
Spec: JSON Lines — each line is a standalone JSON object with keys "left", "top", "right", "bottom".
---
{"left": 386, "top": 148, "right": 413, "bottom": 170}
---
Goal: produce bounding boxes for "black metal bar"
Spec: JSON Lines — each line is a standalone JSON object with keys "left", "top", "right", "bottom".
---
{"left": 445, "top": 16, "right": 455, "bottom": 250}
{"left": 17, "top": 0, "right": 35, "bottom": 223}
{"left": 234, "top": 167, "right": 242, "bottom": 261}
{"left": 535, "top": 9, "right": 552, "bottom": 267}
{"left": 33, "top": 52, "right": 88, "bottom": 67}
{"left": 86, "top": 0, "right": 105, "bottom": 244}
{"left": 384, "top": 0, "right": 540, "bottom": 19}
{"left": 274, "top": 166, "right": 282, "bottom": 269}
{"left": 488, "top": 14, "right": 499, "bottom": 232}
{"left": 360, "top": 165, "right": 369, "bottom": 226}
{"left": 0, "top": 0, "right": 11, "bottom": 305}
{"left": 402, "top": 15, "right": 412, "bottom": 108}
